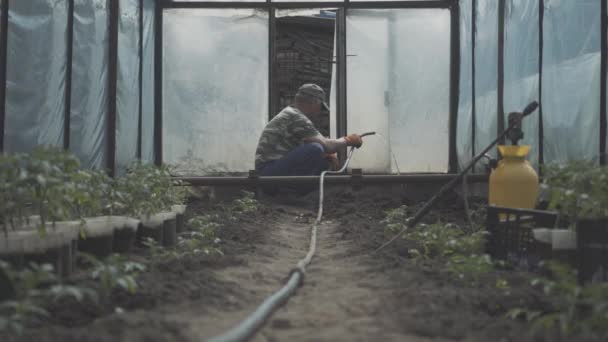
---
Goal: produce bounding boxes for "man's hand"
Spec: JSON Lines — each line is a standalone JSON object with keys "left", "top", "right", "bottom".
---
{"left": 325, "top": 153, "right": 340, "bottom": 171}
{"left": 343, "top": 134, "right": 363, "bottom": 148}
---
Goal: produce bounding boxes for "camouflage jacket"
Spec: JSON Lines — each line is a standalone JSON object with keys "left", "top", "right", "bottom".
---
{"left": 255, "top": 106, "right": 320, "bottom": 169}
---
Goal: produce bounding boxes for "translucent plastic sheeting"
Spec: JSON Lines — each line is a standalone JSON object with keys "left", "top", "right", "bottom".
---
{"left": 346, "top": 9, "right": 450, "bottom": 173}
{"left": 542, "top": 0, "right": 601, "bottom": 163}
{"left": 116, "top": 0, "right": 141, "bottom": 175}
{"left": 141, "top": 0, "right": 155, "bottom": 163}
{"left": 504, "top": 0, "right": 539, "bottom": 167}
{"left": 163, "top": 9, "right": 268, "bottom": 174}
{"left": 473, "top": 0, "right": 498, "bottom": 171}
{"left": 456, "top": 0, "right": 473, "bottom": 170}
{"left": 4, "top": 0, "right": 67, "bottom": 152}
{"left": 70, "top": 0, "right": 109, "bottom": 169}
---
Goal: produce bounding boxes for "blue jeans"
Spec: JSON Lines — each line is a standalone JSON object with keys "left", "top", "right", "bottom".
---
{"left": 257, "top": 143, "right": 329, "bottom": 194}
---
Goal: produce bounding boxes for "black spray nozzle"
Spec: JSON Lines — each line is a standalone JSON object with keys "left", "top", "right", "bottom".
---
{"left": 522, "top": 101, "right": 539, "bottom": 117}
{"left": 507, "top": 101, "right": 538, "bottom": 145}
{"left": 360, "top": 132, "right": 376, "bottom": 138}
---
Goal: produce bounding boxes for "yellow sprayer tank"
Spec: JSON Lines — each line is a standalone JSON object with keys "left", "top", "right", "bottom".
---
{"left": 489, "top": 145, "right": 539, "bottom": 209}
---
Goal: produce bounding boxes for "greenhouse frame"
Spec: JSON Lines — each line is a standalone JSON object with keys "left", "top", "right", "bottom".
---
{"left": 0, "top": 0, "right": 606, "bottom": 176}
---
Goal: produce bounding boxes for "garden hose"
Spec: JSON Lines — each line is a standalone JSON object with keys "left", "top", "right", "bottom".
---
{"left": 208, "top": 132, "right": 376, "bottom": 342}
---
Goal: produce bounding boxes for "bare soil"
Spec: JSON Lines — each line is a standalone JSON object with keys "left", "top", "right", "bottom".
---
{"left": 4, "top": 186, "right": 588, "bottom": 341}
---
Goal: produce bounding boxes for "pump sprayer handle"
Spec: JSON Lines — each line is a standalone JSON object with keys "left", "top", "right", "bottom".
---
{"left": 360, "top": 132, "right": 376, "bottom": 138}
{"left": 522, "top": 101, "right": 539, "bottom": 117}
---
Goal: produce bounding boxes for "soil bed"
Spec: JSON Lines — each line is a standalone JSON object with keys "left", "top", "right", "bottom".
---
{"left": 2, "top": 186, "right": 599, "bottom": 341}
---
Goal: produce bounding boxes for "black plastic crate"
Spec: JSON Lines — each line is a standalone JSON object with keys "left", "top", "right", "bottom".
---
{"left": 577, "top": 218, "right": 608, "bottom": 284}
{"left": 486, "top": 205, "right": 560, "bottom": 267}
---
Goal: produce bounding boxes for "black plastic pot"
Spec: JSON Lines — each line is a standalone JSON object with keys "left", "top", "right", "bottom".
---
{"left": 577, "top": 218, "right": 608, "bottom": 284}
{"left": 0, "top": 266, "right": 15, "bottom": 301}
{"left": 78, "top": 235, "right": 113, "bottom": 259}
{"left": 162, "top": 218, "right": 177, "bottom": 247}
{"left": 113, "top": 227, "right": 137, "bottom": 253}
{"left": 137, "top": 223, "right": 164, "bottom": 246}
{"left": 175, "top": 213, "right": 185, "bottom": 234}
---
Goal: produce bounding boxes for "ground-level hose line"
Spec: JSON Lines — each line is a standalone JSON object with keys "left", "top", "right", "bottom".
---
{"left": 208, "top": 133, "right": 375, "bottom": 342}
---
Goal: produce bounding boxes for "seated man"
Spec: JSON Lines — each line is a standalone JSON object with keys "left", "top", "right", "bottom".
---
{"left": 254, "top": 83, "right": 363, "bottom": 193}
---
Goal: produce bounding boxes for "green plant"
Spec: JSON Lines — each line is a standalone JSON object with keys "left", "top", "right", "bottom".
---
{"left": 507, "top": 262, "right": 608, "bottom": 340}
{"left": 0, "top": 261, "right": 97, "bottom": 335}
{"left": 401, "top": 223, "right": 485, "bottom": 260}
{"left": 542, "top": 161, "right": 608, "bottom": 223}
{"left": 230, "top": 191, "right": 259, "bottom": 215}
{"left": 381, "top": 205, "right": 410, "bottom": 233}
{"left": 0, "top": 153, "right": 27, "bottom": 236}
{"left": 81, "top": 254, "right": 146, "bottom": 301}
{"left": 446, "top": 254, "right": 494, "bottom": 285}
{"left": 119, "top": 162, "right": 175, "bottom": 217}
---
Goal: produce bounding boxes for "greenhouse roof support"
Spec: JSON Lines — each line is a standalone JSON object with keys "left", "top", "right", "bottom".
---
{"left": 108, "top": 0, "right": 119, "bottom": 177}
{"left": 0, "top": 0, "right": 7, "bottom": 152}
{"left": 64, "top": 0, "right": 74, "bottom": 151}
{"left": 601, "top": 0, "right": 607, "bottom": 165}
{"left": 449, "top": 0, "right": 460, "bottom": 173}
{"left": 497, "top": 0, "right": 505, "bottom": 144}
{"left": 538, "top": 0, "right": 544, "bottom": 166}
{"left": 138, "top": 0, "right": 144, "bottom": 160}
{"left": 163, "top": 0, "right": 455, "bottom": 10}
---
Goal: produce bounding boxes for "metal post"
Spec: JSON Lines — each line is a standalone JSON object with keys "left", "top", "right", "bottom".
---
{"left": 538, "top": 0, "right": 544, "bottom": 167}
{"left": 166, "top": 1, "right": 453, "bottom": 10}
{"left": 336, "top": 8, "right": 347, "bottom": 161}
{"left": 601, "top": 0, "right": 607, "bottom": 165}
{"left": 268, "top": 3, "right": 276, "bottom": 120}
{"left": 497, "top": 0, "right": 505, "bottom": 145}
{"left": 154, "top": 1, "right": 163, "bottom": 165}
{"left": 471, "top": 0, "right": 476, "bottom": 159}
{"left": 65, "top": 0, "right": 74, "bottom": 150}
{"left": 0, "top": 0, "right": 8, "bottom": 152}
{"left": 107, "top": 0, "right": 119, "bottom": 176}
{"left": 137, "top": 0, "right": 144, "bottom": 159}
{"left": 448, "top": 0, "right": 460, "bottom": 173}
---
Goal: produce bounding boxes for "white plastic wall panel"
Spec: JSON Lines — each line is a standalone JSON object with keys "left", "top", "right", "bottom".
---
{"left": 457, "top": 0, "right": 473, "bottom": 170}
{"left": 504, "top": 0, "right": 539, "bottom": 167}
{"left": 347, "top": 9, "right": 450, "bottom": 173}
{"left": 141, "top": 0, "right": 155, "bottom": 163}
{"left": 70, "top": 0, "right": 109, "bottom": 169}
{"left": 345, "top": 10, "right": 391, "bottom": 172}
{"left": 163, "top": 9, "right": 268, "bottom": 174}
{"left": 542, "top": 0, "right": 601, "bottom": 163}
{"left": 4, "top": 0, "right": 67, "bottom": 152}
{"left": 116, "top": 0, "right": 140, "bottom": 175}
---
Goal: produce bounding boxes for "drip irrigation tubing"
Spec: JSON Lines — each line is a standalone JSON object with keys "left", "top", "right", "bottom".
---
{"left": 208, "top": 134, "right": 373, "bottom": 342}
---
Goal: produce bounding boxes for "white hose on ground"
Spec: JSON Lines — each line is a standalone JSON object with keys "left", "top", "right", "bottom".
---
{"left": 208, "top": 147, "right": 358, "bottom": 342}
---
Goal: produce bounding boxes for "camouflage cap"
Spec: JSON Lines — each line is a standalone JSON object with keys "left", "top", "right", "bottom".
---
{"left": 296, "top": 83, "right": 330, "bottom": 111}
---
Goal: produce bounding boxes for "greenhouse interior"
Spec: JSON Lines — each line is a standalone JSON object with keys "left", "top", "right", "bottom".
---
{"left": 1, "top": 0, "right": 608, "bottom": 341}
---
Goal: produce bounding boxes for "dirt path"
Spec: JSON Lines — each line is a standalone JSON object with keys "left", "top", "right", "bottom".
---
{"left": 11, "top": 191, "right": 542, "bottom": 342}
{"left": 175, "top": 204, "right": 439, "bottom": 341}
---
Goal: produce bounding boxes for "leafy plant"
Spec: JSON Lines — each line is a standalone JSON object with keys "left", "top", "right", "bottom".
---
{"left": 0, "top": 261, "right": 96, "bottom": 335}
{"left": 230, "top": 191, "right": 259, "bottom": 215}
{"left": 119, "top": 162, "right": 175, "bottom": 217}
{"left": 382, "top": 209, "right": 494, "bottom": 283}
{"left": 80, "top": 254, "right": 146, "bottom": 301}
{"left": 507, "top": 262, "right": 608, "bottom": 340}
{"left": 446, "top": 254, "right": 494, "bottom": 285}
{"left": 542, "top": 161, "right": 608, "bottom": 223}
{"left": 381, "top": 205, "right": 410, "bottom": 233}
